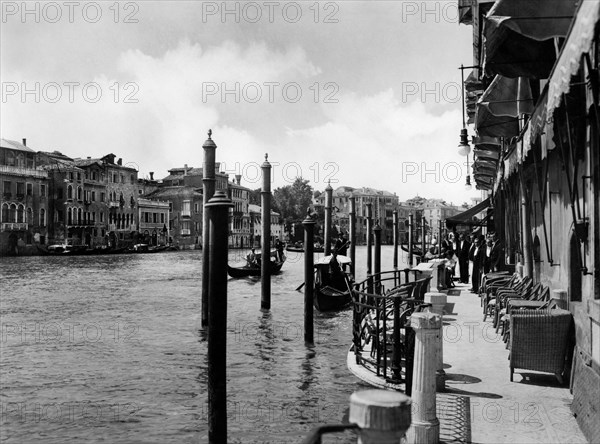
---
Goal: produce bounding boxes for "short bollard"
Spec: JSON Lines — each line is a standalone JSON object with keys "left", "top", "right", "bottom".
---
{"left": 349, "top": 390, "right": 412, "bottom": 444}
{"left": 425, "top": 292, "right": 446, "bottom": 392}
{"left": 407, "top": 312, "right": 441, "bottom": 444}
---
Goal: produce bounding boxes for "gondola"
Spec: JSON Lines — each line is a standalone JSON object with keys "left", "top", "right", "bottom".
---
{"left": 313, "top": 254, "right": 353, "bottom": 312}
{"left": 227, "top": 250, "right": 286, "bottom": 278}
{"left": 400, "top": 243, "right": 422, "bottom": 256}
{"left": 37, "top": 244, "right": 89, "bottom": 255}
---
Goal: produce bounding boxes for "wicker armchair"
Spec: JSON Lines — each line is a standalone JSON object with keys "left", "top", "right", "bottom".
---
{"left": 509, "top": 308, "right": 573, "bottom": 383}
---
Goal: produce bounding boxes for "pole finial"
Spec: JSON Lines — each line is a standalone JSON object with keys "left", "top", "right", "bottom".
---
{"left": 208, "top": 129, "right": 212, "bottom": 139}
{"left": 265, "top": 153, "right": 268, "bottom": 161}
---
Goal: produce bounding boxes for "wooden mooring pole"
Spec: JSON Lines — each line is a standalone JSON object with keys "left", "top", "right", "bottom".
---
{"left": 303, "top": 213, "right": 315, "bottom": 344}
{"left": 392, "top": 210, "right": 398, "bottom": 269}
{"left": 366, "top": 202, "right": 373, "bottom": 294}
{"left": 202, "top": 130, "right": 217, "bottom": 328}
{"left": 374, "top": 221, "right": 381, "bottom": 294}
{"left": 408, "top": 214, "right": 414, "bottom": 267}
{"left": 421, "top": 216, "right": 426, "bottom": 261}
{"left": 206, "top": 190, "right": 233, "bottom": 444}
{"left": 324, "top": 181, "right": 333, "bottom": 256}
{"left": 349, "top": 195, "right": 356, "bottom": 278}
{"left": 261, "top": 154, "right": 272, "bottom": 311}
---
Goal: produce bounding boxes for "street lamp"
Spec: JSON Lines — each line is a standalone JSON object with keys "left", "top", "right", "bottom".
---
{"left": 458, "top": 64, "right": 471, "bottom": 157}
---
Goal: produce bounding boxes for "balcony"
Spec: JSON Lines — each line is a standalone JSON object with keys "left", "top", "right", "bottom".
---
{"left": 108, "top": 201, "right": 120, "bottom": 209}
{"left": 181, "top": 228, "right": 191, "bottom": 236}
{"left": 0, "top": 165, "right": 48, "bottom": 179}
{"left": 1, "top": 222, "right": 28, "bottom": 231}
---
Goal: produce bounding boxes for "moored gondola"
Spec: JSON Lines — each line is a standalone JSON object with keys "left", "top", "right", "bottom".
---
{"left": 313, "top": 254, "right": 353, "bottom": 312}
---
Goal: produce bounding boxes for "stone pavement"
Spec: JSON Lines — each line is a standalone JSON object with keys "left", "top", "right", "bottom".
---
{"left": 439, "top": 282, "right": 588, "bottom": 444}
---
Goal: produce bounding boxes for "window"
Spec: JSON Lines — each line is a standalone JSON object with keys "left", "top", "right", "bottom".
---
{"left": 77, "top": 187, "right": 83, "bottom": 201}
{"left": 3, "top": 181, "right": 11, "bottom": 195}
{"left": 120, "top": 174, "right": 124, "bottom": 183}
{"left": 26, "top": 183, "right": 33, "bottom": 196}
{"left": 194, "top": 203, "right": 199, "bottom": 214}
{"left": 6, "top": 151, "right": 15, "bottom": 166}
{"left": 1, "top": 203, "right": 8, "bottom": 222}
{"left": 40, "top": 208, "right": 46, "bottom": 227}
{"left": 161, "top": 213, "right": 165, "bottom": 224}
{"left": 77, "top": 172, "right": 81, "bottom": 181}
{"left": 69, "top": 172, "right": 74, "bottom": 181}
{"left": 67, "top": 185, "right": 73, "bottom": 199}
{"left": 181, "top": 220, "right": 190, "bottom": 235}
{"left": 100, "top": 212, "right": 104, "bottom": 223}
{"left": 144, "top": 212, "right": 149, "bottom": 223}
{"left": 26, "top": 207, "right": 32, "bottom": 224}
{"left": 182, "top": 200, "right": 191, "bottom": 217}
{"left": 130, "top": 175, "right": 134, "bottom": 184}
{"left": 16, "top": 182, "right": 25, "bottom": 197}
{"left": 91, "top": 191, "right": 96, "bottom": 201}
{"left": 40, "top": 184, "right": 46, "bottom": 197}
{"left": 100, "top": 192, "right": 105, "bottom": 202}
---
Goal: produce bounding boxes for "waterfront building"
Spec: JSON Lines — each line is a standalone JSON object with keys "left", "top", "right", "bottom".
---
{"left": 0, "top": 138, "right": 49, "bottom": 255}
{"left": 248, "top": 204, "right": 283, "bottom": 248}
{"left": 138, "top": 198, "right": 170, "bottom": 246}
{"left": 314, "top": 186, "right": 400, "bottom": 244}
{"left": 228, "top": 175, "right": 251, "bottom": 249}
{"left": 458, "top": 1, "right": 600, "bottom": 440}
{"left": 73, "top": 154, "right": 140, "bottom": 247}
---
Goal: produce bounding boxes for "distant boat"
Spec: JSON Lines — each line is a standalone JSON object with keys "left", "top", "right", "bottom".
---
{"left": 37, "top": 244, "right": 88, "bottom": 255}
{"left": 400, "top": 243, "right": 422, "bottom": 256}
{"left": 313, "top": 254, "right": 353, "bottom": 312}
{"left": 286, "top": 242, "right": 324, "bottom": 253}
{"left": 227, "top": 257, "right": 285, "bottom": 278}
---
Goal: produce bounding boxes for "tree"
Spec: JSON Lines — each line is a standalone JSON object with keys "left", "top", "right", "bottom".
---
{"left": 273, "top": 177, "right": 314, "bottom": 239}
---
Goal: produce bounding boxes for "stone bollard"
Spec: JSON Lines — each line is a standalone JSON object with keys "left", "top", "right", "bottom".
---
{"left": 406, "top": 312, "right": 441, "bottom": 444}
{"left": 425, "top": 292, "right": 446, "bottom": 393}
{"left": 349, "top": 390, "right": 412, "bottom": 444}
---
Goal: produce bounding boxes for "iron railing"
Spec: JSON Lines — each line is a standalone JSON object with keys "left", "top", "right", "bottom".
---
{"left": 351, "top": 271, "right": 432, "bottom": 395}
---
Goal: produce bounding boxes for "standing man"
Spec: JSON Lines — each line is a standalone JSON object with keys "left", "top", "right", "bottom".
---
{"left": 469, "top": 236, "right": 484, "bottom": 293}
{"left": 457, "top": 232, "right": 471, "bottom": 284}
{"left": 490, "top": 232, "right": 504, "bottom": 272}
{"left": 483, "top": 235, "right": 493, "bottom": 274}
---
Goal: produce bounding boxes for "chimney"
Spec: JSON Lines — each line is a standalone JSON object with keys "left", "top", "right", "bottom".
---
{"left": 117, "top": 158, "right": 122, "bottom": 165}
{"left": 184, "top": 164, "right": 188, "bottom": 176}
{"left": 87, "top": 156, "right": 91, "bottom": 159}
{"left": 149, "top": 172, "right": 154, "bottom": 180}
{"left": 22, "top": 138, "right": 26, "bottom": 146}
{"left": 235, "top": 174, "right": 242, "bottom": 185}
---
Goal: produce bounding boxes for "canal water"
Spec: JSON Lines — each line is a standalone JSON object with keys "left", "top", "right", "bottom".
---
{"left": 0, "top": 246, "right": 410, "bottom": 443}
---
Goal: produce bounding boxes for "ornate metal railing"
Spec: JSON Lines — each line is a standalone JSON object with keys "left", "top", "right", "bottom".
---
{"left": 351, "top": 272, "right": 432, "bottom": 395}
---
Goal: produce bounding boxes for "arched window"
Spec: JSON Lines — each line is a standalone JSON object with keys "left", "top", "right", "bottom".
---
{"left": 78, "top": 208, "right": 82, "bottom": 224}
{"left": 67, "top": 208, "right": 72, "bottom": 225}
{"left": 9, "top": 204, "right": 16, "bottom": 222}
{"left": 1, "top": 203, "right": 9, "bottom": 222}
{"left": 77, "top": 187, "right": 82, "bottom": 201}
{"left": 40, "top": 208, "right": 46, "bottom": 227}
{"left": 16, "top": 205, "right": 24, "bottom": 223}
{"left": 16, "top": 153, "right": 25, "bottom": 167}
{"left": 67, "top": 185, "right": 73, "bottom": 199}
{"left": 26, "top": 207, "right": 32, "bottom": 225}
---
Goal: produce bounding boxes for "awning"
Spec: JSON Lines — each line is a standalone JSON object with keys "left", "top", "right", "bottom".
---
{"left": 483, "top": 0, "right": 578, "bottom": 78}
{"left": 546, "top": 0, "right": 600, "bottom": 118}
{"left": 472, "top": 136, "right": 502, "bottom": 191}
{"left": 446, "top": 198, "right": 492, "bottom": 227}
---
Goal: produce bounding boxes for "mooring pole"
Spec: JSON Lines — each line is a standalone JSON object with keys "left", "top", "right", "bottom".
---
{"left": 205, "top": 190, "right": 233, "bottom": 444}
{"left": 408, "top": 213, "right": 414, "bottom": 267}
{"left": 349, "top": 195, "right": 356, "bottom": 278}
{"left": 421, "top": 216, "right": 427, "bottom": 261}
{"left": 438, "top": 220, "right": 443, "bottom": 254}
{"left": 366, "top": 202, "right": 373, "bottom": 293}
{"left": 202, "top": 129, "right": 216, "bottom": 328}
{"left": 261, "top": 154, "right": 272, "bottom": 311}
{"left": 324, "top": 181, "right": 333, "bottom": 256}
{"left": 392, "top": 210, "right": 398, "bottom": 269}
{"left": 374, "top": 221, "right": 382, "bottom": 295}
{"left": 303, "top": 213, "right": 315, "bottom": 344}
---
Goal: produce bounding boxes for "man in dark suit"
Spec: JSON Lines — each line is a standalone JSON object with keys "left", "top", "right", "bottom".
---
{"left": 483, "top": 236, "right": 493, "bottom": 274}
{"left": 456, "top": 232, "right": 471, "bottom": 283}
{"left": 490, "top": 232, "right": 504, "bottom": 272}
{"left": 469, "top": 236, "right": 484, "bottom": 293}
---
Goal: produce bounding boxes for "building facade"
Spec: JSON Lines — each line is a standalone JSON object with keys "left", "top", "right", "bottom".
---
{"left": 0, "top": 138, "right": 49, "bottom": 255}
{"left": 459, "top": 1, "right": 600, "bottom": 440}
{"left": 138, "top": 198, "right": 170, "bottom": 246}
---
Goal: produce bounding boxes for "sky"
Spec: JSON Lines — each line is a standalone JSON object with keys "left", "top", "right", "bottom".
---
{"left": 1, "top": 0, "right": 479, "bottom": 205}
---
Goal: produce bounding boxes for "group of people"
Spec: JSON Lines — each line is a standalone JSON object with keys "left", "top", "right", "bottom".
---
{"left": 425, "top": 231, "right": 503, "bottom": 292}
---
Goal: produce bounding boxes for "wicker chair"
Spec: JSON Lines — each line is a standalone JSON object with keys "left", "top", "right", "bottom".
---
{"left": 509, "top": 308, "right": 573, "bottom": 383}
